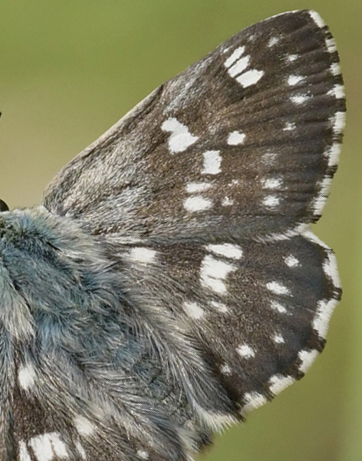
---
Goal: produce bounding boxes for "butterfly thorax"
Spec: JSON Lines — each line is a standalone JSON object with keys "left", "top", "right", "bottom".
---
{"left": 0, "top": 206, "right": 119, "bottom": 341}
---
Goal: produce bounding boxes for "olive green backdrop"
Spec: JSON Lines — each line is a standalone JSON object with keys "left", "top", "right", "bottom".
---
{"left": 0, "top": 1, "right": 360, "bottom": 460}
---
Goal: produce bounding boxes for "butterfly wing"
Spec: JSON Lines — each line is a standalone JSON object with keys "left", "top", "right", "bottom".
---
{"left": 11, "top": 341, "right": 200, "bottom": 461}
{"left": 11, "top": 9, "right": 345, "bottom": 461}
{"left": 43, "top": 10, "right": 345, "bottom": 242}
{"left": 116, "top": 232, "right": 340, "bottom": 416}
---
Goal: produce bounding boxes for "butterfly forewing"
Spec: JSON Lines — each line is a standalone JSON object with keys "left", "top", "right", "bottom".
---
{"left": 5, "top": 9, "right": 346, "bottom": 461}
{"left": 43, "top": 10, "right": 345, "bottom": 241}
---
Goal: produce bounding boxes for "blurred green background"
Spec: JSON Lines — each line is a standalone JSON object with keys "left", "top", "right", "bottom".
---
{"left": 0, "top": 1, "right": 360, "bottom": 460}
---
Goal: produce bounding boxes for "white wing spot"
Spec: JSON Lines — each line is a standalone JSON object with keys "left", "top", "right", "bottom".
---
{"left": 74, "top": 415, "right": 96, "bottom": 437}
{"left": 326, "top": 143, "right": 342, "bottom": 168}
{"left": 266, "top": 282, "right": 291, "bottom": 296}
{"left": 242, "top": 392, "right": 267, "bottom": 414}
{"left": 224, "top": 46, "right": 245, "bottom": 67}
{"left": 283, "top": 122, "right": 296, "bottom": 131}
{"left": 236, "top": 344, "right": 256, "bottom": 358}
{"left": 268, "top": 36, "right": 280, "bottom": 47}
{"left": 222, "top": 197, "right": 234, "bottom": 206}
{"left": 183, "top": 301, "right": 204, "bottom": 319}
{"left": 137, "top": 450, "right": 149, "bottom": 460}
{"left": 18, "top": 363, "right": 36, "bottom": 391}
{"left": 298, "top": 349, "right": 319, "bottom": 374}
{"left": 331, "top": 111, "right": 346, "bottom": 136}
{"left": 210, "top": 301, "right": 229, "bottom": 313}
{"left": 313, "top": 298, "right": 339, "bottom": 339}
{"left": 224, "top": 45, "right": 264, "bottom": 89}
{"left": 263, "top": 195, "right": 280, "bottom": 207}
{"left": 200, "top": 255, "right": 237, "bottom": 294}
{"left": 309, "top": 10, "right": 326, "bottom": 28}
{"left": 236, "top": 69, "right": 264, "bottom": 87}
{"left": 261, "top": 178, "right": 282, "bottom": 190}
{"left": 330, "top": 62, "right": 341, "bottom": 76}
{"left": 272, "top": 333, "right": 285, "bottom": 344}
{"left": 287, "top": 54, "right": 299, "bottom": 62}
{"left": 75, "top": 441, "right": 87, "bottom": 460}
{"left": 287, "top": 75, "right": 305, "bottom": 86}
{"left": 228, "top": 55, "right": 250, "bottom": 77}
{"left": 184, "top": 196, "right": 213, "bottom": 212}
{"left": 269, "top": 374, "right": 295, "bottom": 395}
{"left": 326, "top": 37, "right": 337, "bottom": 54}
{"left": 270, "top": 300, "right": 287, "bottom": 314}
{"left": 50, "top": 434, "right": 68, "bottom": 459}
{"left": 19, "top": 441, "right": 31, "bottom": 461}
{"left": 206, "top": 243, "right": 243, "bottom": 260}
{"left": 227, "top": 130, "right": 246, "bottom": 145}
{"left": 161, "top": 117, "right": 198, "bottom": 154}
{"left": 220, "top": 364, "right": 232, "bottom": 375}
{"left": 129, "top": 248, "right": 156, "bottom": 264}
{"left": 29, "top": 433, "right": 68, "bottom": 461}
{"left": 313, "top": 176, "right": 333, "bottom": 215}
{"left": 284, "top": 255, "right": 300, "bottom": 268}
{"left": 202, "top": 150, "right": 222, "bottom": 175}
{"left": 290, "top": 94, "right": 309, "bottom": 104}
{"left": 186, "top": 182, "right": 212, "bottom": 193}
{"left": 29, "top": 435, "right": 53, "bottom": 461}
{"left": 328, "top": 84, "right": 344, "bottom": 99}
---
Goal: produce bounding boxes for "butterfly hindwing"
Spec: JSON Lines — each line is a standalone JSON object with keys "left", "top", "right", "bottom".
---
{"left": 116, "top": 231, "right": 341, "bottom": 416}
{"left": 11, "top": 327, "right": 205, "bottom": 461}
{"left": 43, "top": 10, "right": 345, "bottom": 241}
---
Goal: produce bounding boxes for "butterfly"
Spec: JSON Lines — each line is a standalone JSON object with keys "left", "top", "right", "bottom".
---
{"left": 0, "top": 9, "right": 345, "bottom": 461}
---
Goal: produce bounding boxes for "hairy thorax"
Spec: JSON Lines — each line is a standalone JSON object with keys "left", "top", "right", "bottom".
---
{"left": 0, "top": 207, "right": 119, "bottom": 342}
